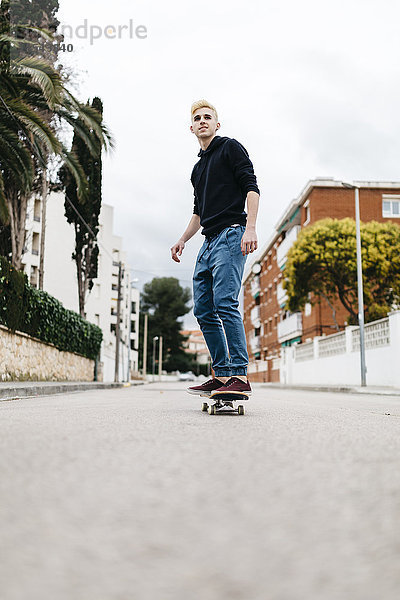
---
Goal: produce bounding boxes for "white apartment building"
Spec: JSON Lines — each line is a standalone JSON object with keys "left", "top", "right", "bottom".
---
{"left": 22, "top": 192, "right": 139, "bottom": 382}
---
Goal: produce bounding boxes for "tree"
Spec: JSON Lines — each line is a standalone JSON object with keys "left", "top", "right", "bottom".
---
{"left": 139, "top": 277, "right": 194, "bottom": 372}
{"left": 284, "top": 218, "right": 400, "bottom": 324}
{"left": 59, "top": 97, "right": 103, "bottom": 317}
{"left": 7, "top": 0, "right": 63, "bottom": 65}
{"left": 0, "top": 5, "right": 113, "bottom": 269}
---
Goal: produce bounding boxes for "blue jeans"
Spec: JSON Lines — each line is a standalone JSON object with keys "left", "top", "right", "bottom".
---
{"left": 193, "top": 225, "right": 248, "bottom": 377}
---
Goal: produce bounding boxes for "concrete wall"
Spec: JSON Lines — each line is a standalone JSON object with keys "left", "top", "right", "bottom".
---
{"left": 0, "top": 325, "right": 94, "bottom": 382}
{"left": 280, "top": 311, "right": 400, "bottom": 387}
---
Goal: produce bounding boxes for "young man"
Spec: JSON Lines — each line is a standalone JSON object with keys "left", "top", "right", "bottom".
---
{"left": 170, "top": 100, "right": 260, "bottom": 397}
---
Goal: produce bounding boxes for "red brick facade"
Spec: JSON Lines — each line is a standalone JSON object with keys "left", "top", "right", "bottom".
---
{"left": 244, "top": 180, "right": 400, "bottom": 382}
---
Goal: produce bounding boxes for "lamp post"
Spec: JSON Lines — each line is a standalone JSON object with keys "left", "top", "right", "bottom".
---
{"left": 142, "top": 314, "right": 148, "bottom": 381}
{"left": 158, "top": 335, "right": 163, "bottom": 381}
{"left": 342, "top": 182, "right": 367, "bottom": 386}
{"left": 152, "top": 336, "right": 159, "bottom": 382}
{"left": 114, "top": 261, "right": 123, "bottom": 383}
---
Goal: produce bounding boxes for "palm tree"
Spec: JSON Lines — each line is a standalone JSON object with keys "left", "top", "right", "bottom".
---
{"left": 0, "top": 17, "right": 114, "bottom": 269}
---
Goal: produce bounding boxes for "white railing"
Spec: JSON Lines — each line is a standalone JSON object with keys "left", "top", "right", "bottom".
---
{"left": 277, "top": 312, "right": 302, "bottom": 343}
{"left": 251, "top": 306, "right": 261, "bottom": 327}
{"left": 294, "top": 341, "right": 314, "bottom": 362}
{"left": 292, "top": 317, "right": 391, "bottom": 363}
{"left": 319, "top": 331, "right": 346, "bottom": 358}
{"left": 272, "top": 358, "right": 281, "bottom": 371}
{"left": 251, "top": 276, "right": 261, "bottom": 297}
{"left": 281, "top": 311, "right": 400, "bottom": 387}
{"left": 276, "top": 226, "right": 301, "bottom": 269}
{"left": 276, "top": 282, "right": 287, "bottom": 307}
{"left": 352, "top": 317, "right": 390, "bottom": 351}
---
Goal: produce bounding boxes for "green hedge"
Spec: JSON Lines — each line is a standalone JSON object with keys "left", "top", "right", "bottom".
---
{"left": 0, "top": 256, "right": 102, "bottom": 360}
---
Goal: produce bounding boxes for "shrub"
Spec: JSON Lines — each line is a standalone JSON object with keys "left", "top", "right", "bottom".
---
{"left": 0, "top": 256, "right": 102, "bottom": 360}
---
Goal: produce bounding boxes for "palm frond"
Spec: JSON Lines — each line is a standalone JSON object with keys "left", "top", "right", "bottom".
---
{"left": 6, "top": 96, "right": 62, "bottom": 155}
{"left": 13, "top": 25, "right": 54, "bottom": 42}
{"left": 57, "top": 108, "right": 101, "bottom": 157}
{"left": 0, "top": 122, "right": 34, "bottom": 191}
{"left": 0, "top": 34, "right": 37, "bottom": 46}
{"left": 13, "top": 56, "right": 64, "bottom": 109}
{"left": 63, "top": 89, "right": 115, "bottom": 151}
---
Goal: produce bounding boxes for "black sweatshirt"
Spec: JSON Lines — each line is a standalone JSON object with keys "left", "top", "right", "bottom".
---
{"left": 191, "top": 135, "right": 260, "bottom": 238}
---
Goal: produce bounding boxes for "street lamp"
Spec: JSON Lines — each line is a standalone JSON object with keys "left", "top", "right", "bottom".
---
{"left": 152, "top": 336, "right": 159, "bottom": 381}
{"left": 342, "top": 182, "right": 367, "bottom": 386}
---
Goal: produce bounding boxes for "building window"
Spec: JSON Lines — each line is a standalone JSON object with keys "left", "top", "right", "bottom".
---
{"left": 255, "top": 326, "right": 261, "bottom": 336}
{"left": 131, "top": 301, "right": 136, "bottom": 313}
{"left": 34, "top": 199, "right": 41, "bottom": 222}
{"left": 383, "top": 198, "right": 400, "bottom": 218}
{"left": 110, "top": 323, "right": 116, "bottom": 333}
{"left": 303, "top": 199, "right": 310, "bottom": 225}
{"left": 32, "top": 232, "right": 40, "bottom": 255}
{"left": 131, "top": 321, "right": 136, "bottom": 333}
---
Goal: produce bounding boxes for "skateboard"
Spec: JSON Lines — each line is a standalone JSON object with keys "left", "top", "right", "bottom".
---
{"left": 201, "top": 392, "right": 249, "bottom": 415}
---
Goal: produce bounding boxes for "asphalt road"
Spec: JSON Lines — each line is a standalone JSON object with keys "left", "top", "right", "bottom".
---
{"left": 1, "top": 382, "right": 400, "bottom": 600}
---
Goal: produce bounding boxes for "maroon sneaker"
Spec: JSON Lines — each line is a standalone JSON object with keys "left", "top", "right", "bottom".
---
{"left": 187, "top": 378, "right": 226, "bottom": 397}
{"left": 210, "top": 377, "right": 252, "bottom": 398}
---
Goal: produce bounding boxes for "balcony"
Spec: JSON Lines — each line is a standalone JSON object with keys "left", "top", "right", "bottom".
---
{"left": 250, "top": 305, "right": 261, "bottom": 328}
{"left": 277, "top": 312, "right": 302, "bottom": 343}
{"left": 250, "top": 276, "right": 261, "bottom": 297}
{"left": 276, "top": 282, "right": 287, "bottom": 308}
{"left": 276, "top": 226, "right": 301, "bottom": 269}
{"left": 250, "top": 336, "right": 261, "bottom": 353}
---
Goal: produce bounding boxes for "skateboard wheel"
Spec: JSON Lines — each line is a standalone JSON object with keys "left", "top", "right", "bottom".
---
{"left": 208, "top": 405, "right": 216, "bottom": 415}
{"left": 201, "top": 402, "right": 208, "bottom": 412}
{"left": 238, "top": 405, "right": 245, "bottom": 416}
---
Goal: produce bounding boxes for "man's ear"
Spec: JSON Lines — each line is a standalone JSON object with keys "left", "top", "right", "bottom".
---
{"left": 190, "top": 125, "right": 194, "bottom": 133}
{"left": 216, "top": 122, "right": 221, "bottom": 129}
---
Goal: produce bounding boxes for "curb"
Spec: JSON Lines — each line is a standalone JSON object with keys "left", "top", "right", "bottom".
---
{"left": 259, "top": 383, "right": 400, "bottom": 397}
{"left": 0, "top": 381, "right": 145, "bottom": 402}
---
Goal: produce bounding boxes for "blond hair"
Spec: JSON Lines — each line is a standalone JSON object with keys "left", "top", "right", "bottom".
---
{"left": 191, "top": 99, "right": 218, "bottom": 121}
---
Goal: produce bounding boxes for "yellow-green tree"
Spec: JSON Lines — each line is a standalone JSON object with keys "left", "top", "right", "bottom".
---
{"left": 283, "top": 218, "right": 400, "bottom": 324}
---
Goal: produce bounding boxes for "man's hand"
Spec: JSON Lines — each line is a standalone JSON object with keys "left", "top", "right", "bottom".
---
{"left": 171, "top": 239, "right": 185, "bottom": 263}
{"left": 241, "top": 227, "right": 258, "bottom": 256}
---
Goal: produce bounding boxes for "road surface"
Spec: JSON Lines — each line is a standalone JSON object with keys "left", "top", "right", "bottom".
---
{"left": 1, "top": 382, "right": 400, "bottom": 599}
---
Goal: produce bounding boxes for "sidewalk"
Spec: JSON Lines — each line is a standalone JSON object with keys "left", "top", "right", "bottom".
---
{"left": 0, "top": 380, "right": 145, "bottom": 402}
{"left": 260, "top": 382, "right": 400, "bottom": 397}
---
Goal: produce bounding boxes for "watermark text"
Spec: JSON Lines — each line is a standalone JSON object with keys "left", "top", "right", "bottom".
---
{"left": 60, "top": 19, "right": 148, "bottom": 46}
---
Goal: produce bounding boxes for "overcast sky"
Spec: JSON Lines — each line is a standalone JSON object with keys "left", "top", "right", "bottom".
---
{"left": 56, "top": 0, "right": 400, "bottom": 328}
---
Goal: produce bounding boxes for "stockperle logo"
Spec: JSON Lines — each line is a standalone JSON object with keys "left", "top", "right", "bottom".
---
{"left": 60, "top": 19, "right": 148, "bottom": 47}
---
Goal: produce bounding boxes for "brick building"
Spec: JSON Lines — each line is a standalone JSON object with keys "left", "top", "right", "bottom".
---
{"left": 244, "top": 178, "right": 400, "bottom": 382}
{"left": 181, "top": 329, "right": 211, "bottom": 373}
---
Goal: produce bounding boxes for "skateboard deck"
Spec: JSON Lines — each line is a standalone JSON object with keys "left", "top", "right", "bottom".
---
{"left": 201, "top": 392, "right": 249, "bottom": 415}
